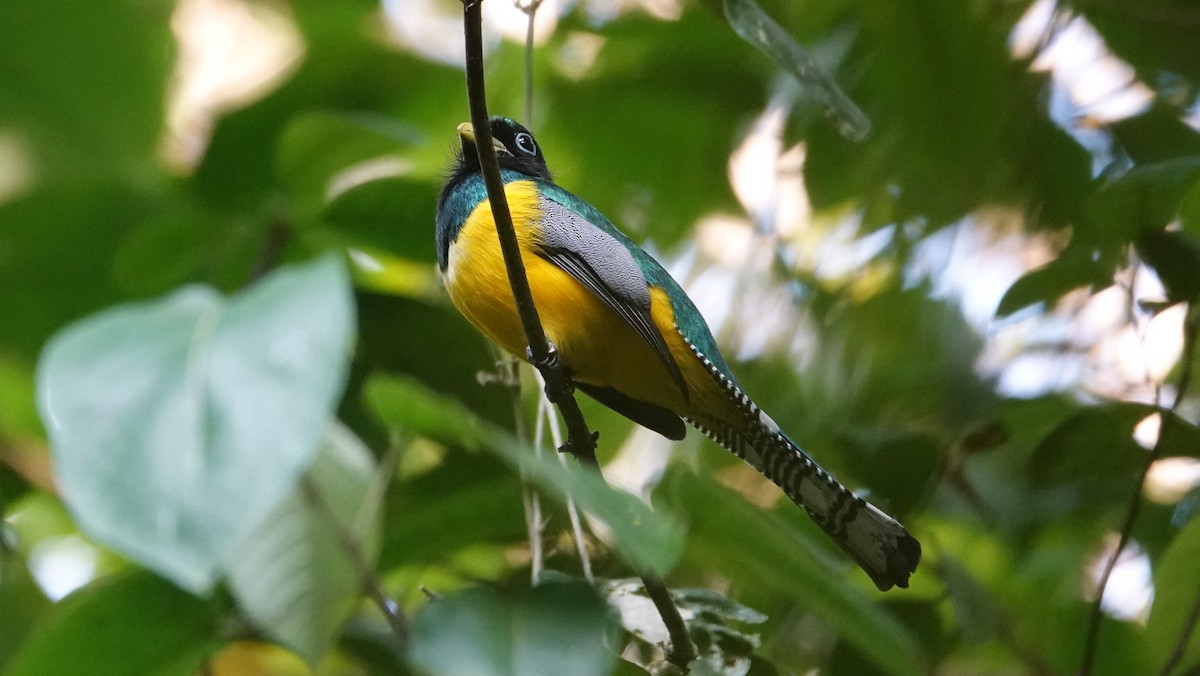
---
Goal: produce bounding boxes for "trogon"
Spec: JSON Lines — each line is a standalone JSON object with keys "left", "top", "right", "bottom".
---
{"left": 436, "top": 116, "right": 920, "bottom": 590}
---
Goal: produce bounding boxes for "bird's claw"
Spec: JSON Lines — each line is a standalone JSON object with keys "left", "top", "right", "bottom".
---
{"left": 557, "top": 430, "right": 600, "bottom": 456}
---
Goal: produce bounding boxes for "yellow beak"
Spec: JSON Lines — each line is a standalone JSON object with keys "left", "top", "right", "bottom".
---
{"left": 457, "top": 122, "right": 510, "bottom": 155}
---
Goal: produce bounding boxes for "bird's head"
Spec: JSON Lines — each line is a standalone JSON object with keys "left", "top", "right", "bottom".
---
{"left": 453, "top": 117, "right": 552, "bottom": 181}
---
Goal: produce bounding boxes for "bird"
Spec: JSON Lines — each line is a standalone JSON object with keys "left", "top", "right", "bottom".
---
{"left": 435, "top": 116, "right": 920, "bottom": 591}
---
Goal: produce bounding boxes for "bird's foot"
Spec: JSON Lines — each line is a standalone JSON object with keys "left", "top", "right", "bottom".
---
{"left": 526, "top": 342, "right": 575, "bottom": 402}
{"left": 557, "top": 430, "right": 600, "bottom": 456}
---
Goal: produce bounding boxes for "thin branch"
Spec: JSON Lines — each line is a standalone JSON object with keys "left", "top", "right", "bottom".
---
{"left": 1080, "top": 306, "right": 1200, "bottom": 675}
{"left": 458, "top": 2, "right": 694, "bottom": 667}
{"left": 642, "top": 576, "right": 698, "bottom": 668}
{"left": 519, "top": 0, "right": 543, "bottom": 126}
{"left": 538, "top": 385, "right": 594, "bottom": 583}
{"left": 509, "top": 360, "right": 546, "bottom": 584}
{"left": 299, "top": 474, "right": 410, "bottom": 645}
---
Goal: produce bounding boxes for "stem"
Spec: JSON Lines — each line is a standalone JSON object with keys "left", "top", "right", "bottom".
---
{"left": 642, "top": 575, "right": 698, "bottom": 669}
{"left": 513, "top": 361, "right": 545, "bottom": 585}
{"left": 520, "top": 0, "right": 542, "bottom": 126}
{"left": 1080, "top": 306, "right": 1199, "bottom": 675}
{"left": 539, "top": 385, "right": 594, "bottom": 583}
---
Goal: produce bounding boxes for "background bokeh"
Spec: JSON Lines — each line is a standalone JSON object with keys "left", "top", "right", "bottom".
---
{"left": 2, "top": 0, "right": 1200, "bottom": 673}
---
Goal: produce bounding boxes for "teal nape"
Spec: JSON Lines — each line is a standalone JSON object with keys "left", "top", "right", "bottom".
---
{"left": 435, "top": 116, "right": 920, "bottom": 591}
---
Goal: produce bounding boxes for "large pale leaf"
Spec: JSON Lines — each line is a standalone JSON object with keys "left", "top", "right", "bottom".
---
{"left": 226, "top": 422, "right": 383, "bottom": 666}
{"left": 36, "top": 256, "right": 354, "bottom": 593}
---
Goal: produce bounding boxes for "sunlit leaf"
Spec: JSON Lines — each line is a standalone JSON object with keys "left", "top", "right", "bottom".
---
{"left": 36, "top": 256, "right": 354, "bottom": 592}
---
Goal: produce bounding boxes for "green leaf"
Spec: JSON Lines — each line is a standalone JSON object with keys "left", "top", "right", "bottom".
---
{"left": 226, "top": 422, "right": 382, "bottom": 666}
{"left": 275, "top": 111, "right": 423, "bottom": 222}
{"left": 996, "top": 247, "right": 1114, "bottom": 317}
{"left": 409, "top": 581, "right": 615, "bottom": 676}
{"left": 380, "top": 452, "right": 526, "bottom": 569}
{"left": 1030, "top": 403, "right": 1153, "bottom": 487}
{"left": 1136, "top": 229, "right": 1200, "bottom": 304}
{"left": 0, "top": 0, "right": 173, "bottom": 181}
{"left": 0, "top": 551, "right": 52, "bottom": 671}
{"left": 1146, "top": 514, "right": 1200, "bottom": 673}
{"left": 664, "top": 472, "right": 925, "bottom": 675}
{"left": 937, "top": 555, "right": 1004, "bottom": 645}
{"left": 36, "top": 256, "right": 354, "bottom": 593}
{"left": 721, "top": 0, "right": 869, "bottom": 140}
{"left": 7, "top": 570, "right": 222, "bottom": 676}
{"left": 365, "top": 374, "right": 686, "bottom": 576}
{"left": 1082, "top": 156, "right": 1200, "bottom": 247}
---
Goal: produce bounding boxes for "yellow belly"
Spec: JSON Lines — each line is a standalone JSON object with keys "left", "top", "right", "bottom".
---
{"left": 443, "top": 180, "right": 740, "bottom": 424}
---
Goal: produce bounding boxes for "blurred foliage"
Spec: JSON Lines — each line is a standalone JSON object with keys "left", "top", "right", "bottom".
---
{"left": 1, "top": 0, "right": 1200, "bottom": 674}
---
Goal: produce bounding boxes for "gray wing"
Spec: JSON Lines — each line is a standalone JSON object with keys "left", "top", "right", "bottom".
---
{"left": 535, "top": 196, "right": 689, "bottom": 403}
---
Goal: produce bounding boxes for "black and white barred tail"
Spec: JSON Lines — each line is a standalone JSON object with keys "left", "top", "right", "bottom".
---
{"left": 685, "top": 343, "right": 921, "bottom": 591}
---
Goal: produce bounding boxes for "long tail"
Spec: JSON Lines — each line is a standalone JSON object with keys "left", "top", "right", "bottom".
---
{"left": 685, "top": 365, "right": 920, "bottom": 590}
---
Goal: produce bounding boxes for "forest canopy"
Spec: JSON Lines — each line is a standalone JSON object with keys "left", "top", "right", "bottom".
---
{"left": 2, "top": 0, "right": 1200, "bottom": 674}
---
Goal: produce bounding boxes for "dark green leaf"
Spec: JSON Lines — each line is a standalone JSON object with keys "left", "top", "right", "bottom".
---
{"left": 1082, "top": 156, "right": 1200, "bottom": 247}
{"left": 36, "top": 256, "right": 354, "bottom": 592}
{"left": 996, "top": 247, "right": 1115, "bottom": 317}
{"left": 365, "top": 374, "right": 685, "bottom": 576}
{"left": 275, "top": 111, "right": 423, "bottom": 222}
{"left": 409, "top": 581, "right": 615, "bottom": 676}
{"left": 0, "top": 552, "right": 52, "bottom": 671}
{"left": 0, "top": 0, "right": 173, "bottom": 181}
{"left": 7, "top": 570, "right": 221, "bottom": 676}
{"left": 1136, "top": 229, "right": 1200, "bottom": 303}
{"left": 1030, "top": 403, "right": 1153, "bottom": 487}
{"left": 1146, "top": 513, "right": 1200, "bottom": 673}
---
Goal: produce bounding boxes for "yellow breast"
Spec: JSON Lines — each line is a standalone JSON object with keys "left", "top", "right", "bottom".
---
{"left": 443, "top": 180, "right": 741, "bottom": 425}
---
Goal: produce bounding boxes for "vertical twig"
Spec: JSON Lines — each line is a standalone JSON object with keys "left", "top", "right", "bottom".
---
{"left": 507, "top": 359, "right": 546, "bottom": 584}
{"left": 537, "top": 384, "right": 595, "bottom": 583}
{"left": 1080, "top": 306, "right": 1199, "bottom": 675}
{"left": 458, "top": 1, "right": 695, "bottom": 667}
{"left": 519, "top": 0, "right": 543, "bottom": 126}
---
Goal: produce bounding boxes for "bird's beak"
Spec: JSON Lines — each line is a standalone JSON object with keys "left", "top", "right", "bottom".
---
{"left": 457, "top": 122, "right": 511, "bottom": 155}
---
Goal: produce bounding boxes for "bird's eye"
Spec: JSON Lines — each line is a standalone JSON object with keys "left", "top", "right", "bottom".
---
{"left": 514, "top": 132, "right": 537, "bottom": 156}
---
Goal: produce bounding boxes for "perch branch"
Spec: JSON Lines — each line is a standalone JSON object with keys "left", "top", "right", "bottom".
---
{"left": 458, "top": 2, "right": 696, "bottom": 668}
